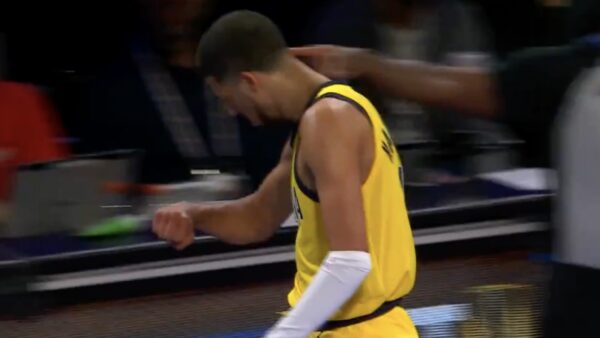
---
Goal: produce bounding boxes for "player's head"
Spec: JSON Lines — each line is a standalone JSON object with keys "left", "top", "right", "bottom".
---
{"left": 197, "top": 10, "right": 288, "bottom": 126}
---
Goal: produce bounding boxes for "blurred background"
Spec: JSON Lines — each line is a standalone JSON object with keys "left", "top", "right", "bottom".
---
{"left": 0, "top": 0, "right": 596, "bottom": 337}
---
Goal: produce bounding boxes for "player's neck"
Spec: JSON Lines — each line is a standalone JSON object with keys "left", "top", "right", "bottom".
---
{"left": 278, "top": 57, "right": 329, "bottom": 122}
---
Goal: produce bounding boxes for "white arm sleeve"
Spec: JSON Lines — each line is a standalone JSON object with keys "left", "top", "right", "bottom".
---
{"left": 264, "top": 251, "right": 372, "bottom": 338}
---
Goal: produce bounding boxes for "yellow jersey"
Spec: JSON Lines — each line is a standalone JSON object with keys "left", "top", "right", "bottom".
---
{"left": 288, "top": 82, "right": 417, "bottom": 321}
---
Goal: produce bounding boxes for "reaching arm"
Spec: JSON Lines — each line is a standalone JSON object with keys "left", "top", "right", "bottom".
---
{"left": 291, "top": 45, "right": 501, "bottom": 119}
{"left": 304, "top": 101, "right": 369, "bottom": 252}
{"left": 266, "top": 99, "right": 372, "bottom": 337}
{"left": 153, "top": 143, "right": 292, "bottom": 248}
{"left": 365, "top": 57, "right": 500, "bottom": 118}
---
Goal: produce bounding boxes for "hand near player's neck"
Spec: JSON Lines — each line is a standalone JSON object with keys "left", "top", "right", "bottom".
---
{"left": 274, "top": 55, "right": 330, "bottom": 122}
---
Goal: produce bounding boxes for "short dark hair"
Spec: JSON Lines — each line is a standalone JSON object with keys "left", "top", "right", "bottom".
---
{"left": 197, "top": 10, "right": 287, "bottom": 80}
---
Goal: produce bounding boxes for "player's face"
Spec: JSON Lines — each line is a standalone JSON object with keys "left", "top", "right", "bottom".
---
{"left": 207, "top": 74, "right": 279, "bottom": 126}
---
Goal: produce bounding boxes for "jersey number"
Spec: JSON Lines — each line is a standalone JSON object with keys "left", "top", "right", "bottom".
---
{"left": 381, "top": 128, "right": 396, "bottom": 163}
{"left": 292, "top": 188, "right": 303, "bottom": 221}
{"left": 381, "top": 128, "right": 404, "bottom": 187}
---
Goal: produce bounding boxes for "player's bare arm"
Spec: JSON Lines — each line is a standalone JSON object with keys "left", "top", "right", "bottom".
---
{"left": 300, "top": 98, "right": 373, "bottom": 252}
{"left": 291, "top": 45, "right": 500, "bottom": 118}
{"left": 153, "top": 143, "right": 292, "bottom": 249}
{"left": 265, "top": 99, "right": 374, "bottom": 337}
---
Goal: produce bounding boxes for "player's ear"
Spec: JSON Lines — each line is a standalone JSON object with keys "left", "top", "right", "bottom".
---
{"left": 206, "top": 77, "right": 220, "bottom": 94}
{"left": 240, "top": 72, "right": 259, "bottom": 92}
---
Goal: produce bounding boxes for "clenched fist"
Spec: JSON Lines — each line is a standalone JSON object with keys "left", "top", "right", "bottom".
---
{"left": 153, "top": 202, "right": 196, "bottom": 250}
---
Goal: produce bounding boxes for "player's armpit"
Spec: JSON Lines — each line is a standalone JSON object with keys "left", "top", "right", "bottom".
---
{"left": 301, "top": 99, "right": 370, "bottom": 252}
{"left": 248, "top": 141, "right": 294, "bottom": 237}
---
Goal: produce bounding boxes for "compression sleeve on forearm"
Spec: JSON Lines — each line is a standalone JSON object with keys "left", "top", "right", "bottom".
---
{"left": 264, "top": 251, "right": 372, "bottom": 338}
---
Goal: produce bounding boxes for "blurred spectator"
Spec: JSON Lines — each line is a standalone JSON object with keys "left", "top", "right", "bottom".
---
{"left": 83, "top": 0, "right": 240, "bottom": 184}
{"left": 0, "top": 82, "right": 69, "bottom": 203}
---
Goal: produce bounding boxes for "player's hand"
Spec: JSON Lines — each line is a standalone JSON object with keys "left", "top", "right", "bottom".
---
{"left": 290, "top": 45, "right": 376, "bottom": 80}
{"left": 153, "top": 202, "right": 196, "bottom": 251}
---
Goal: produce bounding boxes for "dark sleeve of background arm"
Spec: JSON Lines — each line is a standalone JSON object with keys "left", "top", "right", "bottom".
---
{"left": 496, "top": 48, "right": 549, "bottom": 137}
{"left": 495, "top": 46, "right": 579, "bottom": 166}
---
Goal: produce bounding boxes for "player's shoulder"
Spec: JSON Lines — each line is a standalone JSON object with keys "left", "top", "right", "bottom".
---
{"left": 300, "top": 97, "right": 371, "bottom": 139}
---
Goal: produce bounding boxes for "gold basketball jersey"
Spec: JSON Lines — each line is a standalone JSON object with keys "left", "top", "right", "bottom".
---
{"left": 289, "top": 82, "right": 417, "bottom": 320}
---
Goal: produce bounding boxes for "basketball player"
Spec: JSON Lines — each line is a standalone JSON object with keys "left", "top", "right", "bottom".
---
{"left": 153, "top": 11, "right": 417, "bottom": 337}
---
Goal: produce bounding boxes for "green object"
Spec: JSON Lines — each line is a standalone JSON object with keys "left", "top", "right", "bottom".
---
{"left": 77, "top": 216, "right": 145, "bottom": 238}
